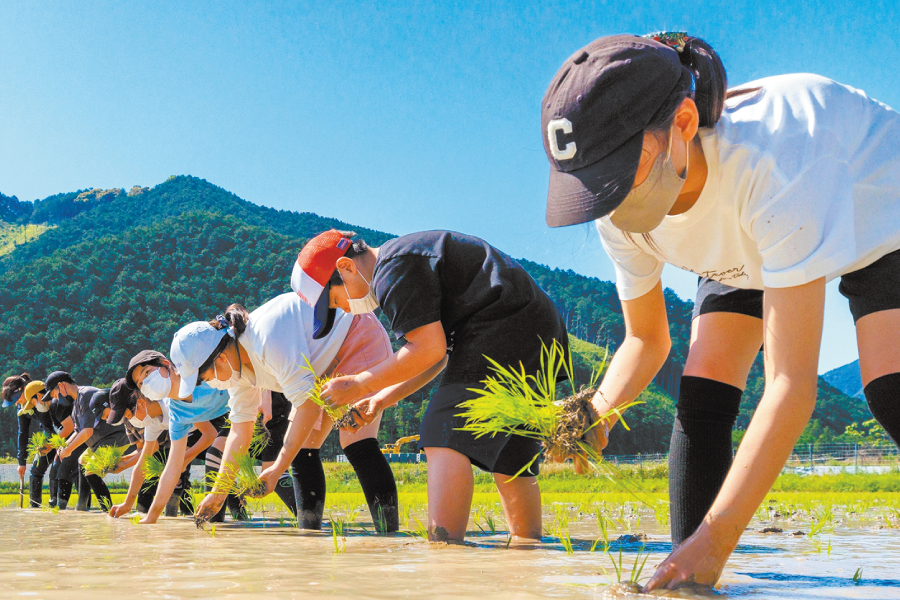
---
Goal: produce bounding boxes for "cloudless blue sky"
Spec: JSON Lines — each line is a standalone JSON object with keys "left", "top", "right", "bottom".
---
{"left": 2, "top": 1, "right": 898, "bottom": 373}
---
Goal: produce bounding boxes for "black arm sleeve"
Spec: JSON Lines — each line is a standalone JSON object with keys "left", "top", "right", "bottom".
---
{"left": 16, "top": 415, "right": 32, "bottom": 466}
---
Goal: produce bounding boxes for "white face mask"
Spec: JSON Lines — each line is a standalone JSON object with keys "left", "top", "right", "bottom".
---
{"left": 343, "top": 271, "right": 379, "bottom": 315}
{"left": 129, "top": 414, "right": 150, "bottom": 428}
{"left": 206, "top": 357, "right": 242, "bottom": 390}
{"left": 35, "top": 400, "right": 50, "bottom": 413}
{"left": 140, "top": 368, "right": 171, "bottom": 401}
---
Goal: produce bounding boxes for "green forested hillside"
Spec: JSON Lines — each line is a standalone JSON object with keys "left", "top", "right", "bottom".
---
{"left": 0, "top": 176, "right": 872, "bottom": 459}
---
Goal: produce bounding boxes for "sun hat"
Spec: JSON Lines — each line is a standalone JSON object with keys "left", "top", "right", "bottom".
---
{"left": 22, "top": 381, "right": 46, "bottom": 405}
{"left": 170, "top": 321, "right": 230, "bottom": 397}
{"left": 291, "top": 230, "right": 353, "bottom": 339}
{"left": 542, "top": 34, "right": 687, "bottom": 227}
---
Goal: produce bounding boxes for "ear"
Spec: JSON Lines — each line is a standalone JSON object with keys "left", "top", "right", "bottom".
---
{"left": 335, "top": 256, "right": 357, "bottom": 276}
{"left": 673, "top": 97, "right": 700, "bottom": 141}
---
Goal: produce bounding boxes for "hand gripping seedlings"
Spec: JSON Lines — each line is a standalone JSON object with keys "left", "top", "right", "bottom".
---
{"left": 82, "top": 446, "right": 129, "bottom": 478}
{"left": 26, "top": 431, "right": 50, "bottom": 464}
{"left": 301, "top": 356, "right": 358, "bottom": 430}
{"left": 456, "top": 340, "right": 641, "bottom": 480}
{"left": 141, "top": 454, "right": 166, "bottom": 491}
{"left": 197, "top": 450, "right": 267, "bottom": 527}
{"left": 248, "top": 415, "right": 272, "bottom": 458}
{"left": 48, "top": 433, "right": 68, "bottom": 450}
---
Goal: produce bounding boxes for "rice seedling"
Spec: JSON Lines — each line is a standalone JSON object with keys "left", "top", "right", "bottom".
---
{"left": 48, "top": 433, "right": 67, "bottom": 450}
{"left": 141, "top": 454, "right": 166, "bottom": 491}
{"left": 604, "top": 545, "right": 650, "bottom": 585}
{"left": 206, "top": 451, "right": 267, "bottom": 499}
{"left": 301, "top": 357, "right": 355, "bottom": 429}
{"left": 26, "top": 431, "right": 50, "bottom": 463}
{"left": 474, "top": 509, "right": 498, "bottom": 535}
{"left": 248, "top": 416, "right": 271, "bottom": 458}
{"left": 852, "top": 567, "right": 863, "bottom": 584}
{"left": 457, "top": 341, "right": 636, "bottom": 480}
{"left": 330, "top": 513, "right": 349, "bottom": 553}
{"left": 82, "top": 446, "right": 129, "bottom": 477}
{"left": 406, "top": 516, "right": 429, "bottom": 540}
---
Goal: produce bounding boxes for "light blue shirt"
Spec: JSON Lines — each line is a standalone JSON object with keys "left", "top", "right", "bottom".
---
{"left": 167, "top": 382, "right": 230, "bottom": 441}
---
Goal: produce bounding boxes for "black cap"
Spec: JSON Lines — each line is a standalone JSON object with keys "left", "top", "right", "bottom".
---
{"left": 542, "top": 35, "right": 686, "bottom": 227}
{"left": 44, "top": 371, "right": 75, "bottom": 394}
{"left": 126, "top": 350, "right": 167, "bottom": 390}
{"left": 89, "top": 388, "right": 112, "bottom": 421}
{"left": 312, "top": 280, "right": 337, "bottom": 340}
{"left": 107, "top": 378, "right": 136, "bottom": 425}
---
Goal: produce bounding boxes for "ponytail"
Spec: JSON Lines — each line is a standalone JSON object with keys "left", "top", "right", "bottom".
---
{"left": 2, "top": 372, "right": 32, "bottom": 403}
{"left": 645, "top": 34, "right": 727, "bottom": 132}
{"left": 197, "top": 304, "right": 250, "bottom": 384}
{"left": 208, "top": 304, "right": 250, "bottom": 338}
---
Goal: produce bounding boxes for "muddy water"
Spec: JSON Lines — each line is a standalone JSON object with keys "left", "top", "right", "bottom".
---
{"left": 0, "top": 508, "right": 898, "bottom": 599}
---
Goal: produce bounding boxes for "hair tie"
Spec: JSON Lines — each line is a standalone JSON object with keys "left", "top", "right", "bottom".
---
{"left": 216, "top": 314, "right": 230, "bottom": 329}
{"left": 644, "top": 31, "right": 690, "bottom": 53}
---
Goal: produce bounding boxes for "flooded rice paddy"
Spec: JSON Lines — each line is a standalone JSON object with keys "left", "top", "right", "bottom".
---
{"left": 1, "top": 492, "right": 899, "bottom": 599}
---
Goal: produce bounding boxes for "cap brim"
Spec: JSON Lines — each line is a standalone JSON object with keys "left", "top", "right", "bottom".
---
{"left": 312, "top": 281, "right": 337, "bottom": 339}
{"left": 178, "top": 368, "right": 199, "bottom": 398}
{"left": 545, "top": 130, "right": 643, "bottom": 228}
{"left": 106, "top": 407, "right": 127, "bottom": 425}
{"left": 1, "top": 400, "right": 13, "bottom": 408}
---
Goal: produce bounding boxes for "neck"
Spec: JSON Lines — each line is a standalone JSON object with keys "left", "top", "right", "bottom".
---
{"left": 232, "top": 340, "right": 254, "bottom": 375}
{"left": 147, "top": 402, "right": 163, "bottom": 418}
{"left": 669, "top": 136, "right": 708, "bottom": 216}
{"left": 362, "top": 248, "right": 379, "bottom": 280}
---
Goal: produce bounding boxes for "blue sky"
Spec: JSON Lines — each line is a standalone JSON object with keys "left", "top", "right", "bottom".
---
{"left": 2, "top": 1, "right": 898, "bottom": 373}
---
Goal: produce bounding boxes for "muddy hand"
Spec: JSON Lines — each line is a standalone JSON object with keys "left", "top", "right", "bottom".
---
{"left": 109, "top": 503, "right": 131, "bottom": 518}
{"left": 322, "top": 375, "right": 364, "bottom": 409}
{"left": 341, "top": 398, "right": 380, "bottom": 432}
{"left": 643, "top": 524, "right": 727, "bottom": 592}
{"left": 195, "top": 492, "right": 227, "bottom": 522}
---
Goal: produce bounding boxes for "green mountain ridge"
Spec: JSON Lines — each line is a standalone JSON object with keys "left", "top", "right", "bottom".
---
{"left": 0, "top": 176, "right": 872, "bottom": 458}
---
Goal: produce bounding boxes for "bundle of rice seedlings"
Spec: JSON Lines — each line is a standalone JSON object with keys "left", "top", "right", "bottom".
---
{"left": 48, "top": 433, "right": 68, "bottom": 450}
{"left": 300, "top": 356, "right": 350, "bottom": 429}
{"left": 26, "top": 431, "right": 50, "bottom": 463}
{"left": 248, "top": 416, "right": 271, "bottom": 458}
{"left": 456, "top": 340, "right": 640, "bottom": 481}
{"left": 141, "top": 454, "right": 166, "bottom": 491}
{"left": 206, "top": 450, "right": 267, "bottom": 500}
{"left": 83, "top": 445, "right": 129, "bottom": 478}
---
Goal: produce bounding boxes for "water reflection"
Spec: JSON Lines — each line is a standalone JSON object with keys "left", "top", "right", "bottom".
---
{"left": 0, "top": 509, "right": 898, "bottom": 599}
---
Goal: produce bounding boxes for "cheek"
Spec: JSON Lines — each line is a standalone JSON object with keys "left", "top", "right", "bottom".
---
{"left": 330, "top": 287, "right": 350, "bottom": 312}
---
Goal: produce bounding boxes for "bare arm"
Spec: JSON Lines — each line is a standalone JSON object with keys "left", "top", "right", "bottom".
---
{"left": 182, "top": 420, "right": 217, "bottom": 469}
{"left": 110, "top": 439, "right": 159, "bottom": 517}
{"left": 321, "top": 321, "right": 447, "bottom": 407}
{"left": 593, "top": 281, "right": 672, "bottom": 431}
{"left": 646, "top": 278, "right": 825, "bottom": 590}
{"left": 140, "top": 436, "right": 188, "bottom": 524}
{"left": 58, "top": 417, "right": 75, "bottom": 439}
{"left": 59, "top": 427, "right": 93, "bottom": 458}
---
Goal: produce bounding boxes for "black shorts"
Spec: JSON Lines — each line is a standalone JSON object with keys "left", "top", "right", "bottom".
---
{"left": 419, "top": 382, "right": 541, "bottom": 477}
{"left": 693, "top": 249, "right": 900, "bottom": 323}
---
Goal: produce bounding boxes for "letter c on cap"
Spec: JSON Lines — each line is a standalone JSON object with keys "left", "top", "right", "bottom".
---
{"left": 547, "top": 118, "right": 576, "bottom": 160}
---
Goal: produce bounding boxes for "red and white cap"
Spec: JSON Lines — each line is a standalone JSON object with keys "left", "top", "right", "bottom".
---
{"left": 291, "top": 230, "right": 352, "bottom": 339}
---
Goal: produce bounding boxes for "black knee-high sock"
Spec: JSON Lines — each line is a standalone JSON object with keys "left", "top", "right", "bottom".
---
{"left": 273, "top": 470, "right": 298, "bottom": 516}
{"left": 291, "top": 448, "right": 325, "bottom": 529}
{"left": 57, "top": 479, "right": 73, "bottom": 509}
{"left": 864, "top": 373, "right": 900, "bottom": 445}
{"left": 669, "top": 376, "right": 742, "bottom": 547}
{"left": 344, "top": 438, "right": 399, "bottom": 533}
{"left": 85, "top": 474, "right": 112, "bottom": 512}
{"left": 29, "top": 476, "right": 43, "bottom": 508}
{"left": 76, "top": 470, "right": 92, "bottom": 511}
{"left": 49, "top": 478, "right": 58, "bottom": 508}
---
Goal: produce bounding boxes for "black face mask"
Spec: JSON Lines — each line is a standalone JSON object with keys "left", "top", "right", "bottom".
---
{"left": 58, "top": 393, "right": 75, "bottom": 407}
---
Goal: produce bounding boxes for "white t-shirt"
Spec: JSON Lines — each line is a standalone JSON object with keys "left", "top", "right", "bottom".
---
{"left": 226, "top": 293, "right": 353, "bottom": 423}
{"left": 596, "top": 73, "right": 900, "bottom": 300}
{"left": 142, "top": 399, "right": 171, "bottom": 443}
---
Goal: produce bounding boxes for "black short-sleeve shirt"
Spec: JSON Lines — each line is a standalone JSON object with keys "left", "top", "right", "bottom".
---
{"left": 373, "top": 231, "right": 568, "bottom": 384}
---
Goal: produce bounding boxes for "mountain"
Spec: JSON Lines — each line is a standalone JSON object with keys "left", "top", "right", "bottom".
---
{"left": 0, "top": 176, "right": 871, "bottom": 458}
{"left": 821, "top": 360, "right": 865, "bottom": 399}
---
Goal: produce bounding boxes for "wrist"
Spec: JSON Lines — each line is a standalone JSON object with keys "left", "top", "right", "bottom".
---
{"left": 355, "top": 372, "right": 375, "bottom": 395}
